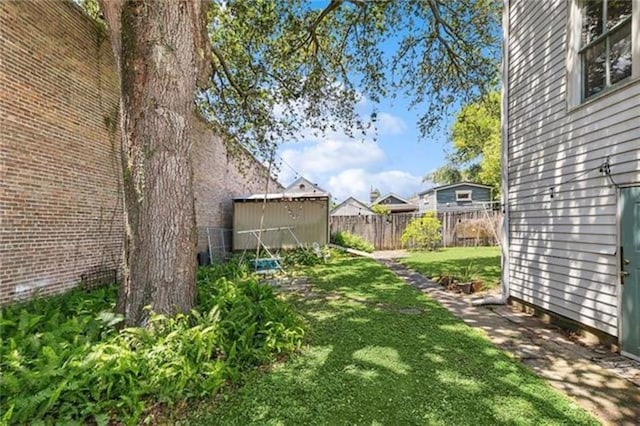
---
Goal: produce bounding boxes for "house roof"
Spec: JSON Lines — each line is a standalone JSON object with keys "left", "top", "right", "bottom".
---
{"left": 235, "top": 176, "right": 329, "bottom": 202}
{"left": 370, "top": 193, "right": 417, "bottom": 212}
{"left": 284, "top": 177, "right": 329, "bottom": 195}
{"left": 418, "top": 181, "right": 493, "bottom": 196}
{"left": 371, "top": 193, "right": 411, "bottom": 205}
{"left": 330, "top": 197, "right": 374, "bottom": 215}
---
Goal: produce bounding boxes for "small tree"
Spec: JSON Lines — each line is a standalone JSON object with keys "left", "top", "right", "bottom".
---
{"left": 401, "top": 213, "right": 441, "bottom": 251}
{"left": 371, "top": 204, "right": 391, "bottom": 216}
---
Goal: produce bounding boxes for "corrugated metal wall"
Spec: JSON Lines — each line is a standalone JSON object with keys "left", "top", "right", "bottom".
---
{"left": 233, "top": 199, "right": 329, "bottom": 250}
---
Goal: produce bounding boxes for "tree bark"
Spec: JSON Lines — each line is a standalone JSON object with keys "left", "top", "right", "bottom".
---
{"left": 98, "top": 0, "right": 209, "bottom": 326}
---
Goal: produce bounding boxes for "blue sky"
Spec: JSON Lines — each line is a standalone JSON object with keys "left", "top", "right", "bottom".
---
{"left": 271, "top": 2, "right": 471, "bottom": 204}
{"left": 275, "top": 89, "right": 455, "bottom": 204}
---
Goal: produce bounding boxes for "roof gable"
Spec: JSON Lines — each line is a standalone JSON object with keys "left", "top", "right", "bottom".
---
{"left": 331, "top": 197, "right": 374, "bottom": 214}
{"left": 372, "top": 193, "right": 411, "bottom": 205}
{"left": 284, "top": 177, "right": 328, "bottom": 195}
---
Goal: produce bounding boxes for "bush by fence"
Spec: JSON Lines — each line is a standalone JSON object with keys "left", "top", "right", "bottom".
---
{"left": 329, "top": 210, "right": 501, "bottom": 250}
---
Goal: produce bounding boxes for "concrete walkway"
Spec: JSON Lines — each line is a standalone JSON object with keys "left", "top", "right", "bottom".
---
{"left": 377, "top": 258, "right": 640, "bottom": 426}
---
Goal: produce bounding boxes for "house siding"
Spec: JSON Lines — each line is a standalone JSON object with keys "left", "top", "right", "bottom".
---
{"left": 507, "top": 0, "right": 640, "bottom": 336}
{"left": 435, "top": 185, "right": 492, "bottom": 211}
{"left": 331, "top": 199, "right": 374, "bottom": 216}
{"left": 419, "top": 193, "right": 436, "bottom": 212}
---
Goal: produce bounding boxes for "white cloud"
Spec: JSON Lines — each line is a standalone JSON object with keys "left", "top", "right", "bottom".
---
{"left": 376, "top": 112, "right": 407, "bottom": 135}
{"left": 327, "top": 168, "right": 423, "bottom": 202}
{"left": 278, "top": 138, "right": 384, "bottom": 185}
{"left": 272, "top": 107, "right": 419, "bottom": 199}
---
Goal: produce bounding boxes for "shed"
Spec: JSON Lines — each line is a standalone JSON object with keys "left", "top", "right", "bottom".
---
{"left": 233, "top": 178, "right": 330, "bottom": 251}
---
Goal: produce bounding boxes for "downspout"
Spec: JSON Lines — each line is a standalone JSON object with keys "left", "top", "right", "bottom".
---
{"left": 474, "top": 0, "right": 510, "bottom": 306}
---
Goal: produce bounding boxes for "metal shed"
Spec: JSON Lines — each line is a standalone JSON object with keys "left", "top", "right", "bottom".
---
{"left": 232, "top": 178, "right": 330, "bottom": 251}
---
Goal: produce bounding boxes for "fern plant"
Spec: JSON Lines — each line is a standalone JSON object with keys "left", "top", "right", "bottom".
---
{"left": 1, "top": 263, "right": 304, "bottom": 424}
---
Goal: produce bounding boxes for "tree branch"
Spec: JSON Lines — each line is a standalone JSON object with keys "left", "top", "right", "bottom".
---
{"left": 288, "top": 0, "right": 344, "bottom": 57}
{"left": 211, "top": 45, "right": 250, "bottom": 99}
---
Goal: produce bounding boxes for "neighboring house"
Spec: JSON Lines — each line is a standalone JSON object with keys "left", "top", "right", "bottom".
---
{"left": 504, "top": 0, "right": 640, "bottom": 359}
{"left": 417, "top": 182, "right": 493, "bottom": 213}
{"left": 370, "top": 193, "right": 418, "bottom": 214}
{"left": 233, "top": 178, "right": 330, "bottom": 250}
{"left": 330, "top": 197, "right": 375, "bottom": 216}
{"left": 283, "top": 177, "right": 326, "bottom": 195}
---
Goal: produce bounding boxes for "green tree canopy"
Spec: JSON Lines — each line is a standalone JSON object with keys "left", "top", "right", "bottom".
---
{"left": 199, "top": 0, "right": 501, "bottom": 158}
{"left": 424, "top": 91, "right": 501, "bottom": 194}
{"left": 81, "top": 0, "right": 501, "bottom": 157}
{"left": 423, "top": 164, "right": 462, "bottom": 185}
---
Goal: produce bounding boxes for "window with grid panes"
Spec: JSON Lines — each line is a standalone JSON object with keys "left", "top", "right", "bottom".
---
{"left": 581, "top": 0, "right": 633, "bottom": 99}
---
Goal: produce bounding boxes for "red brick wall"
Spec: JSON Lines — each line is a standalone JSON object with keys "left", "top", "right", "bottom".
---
{"left": 0, "top": 0, "right": 278, "bottom": 304}
{"left": 192, "top": 117, "right": 283, "bottom": 253}
{"left": 1, "top": 0, "right": 123, "bottom": 303}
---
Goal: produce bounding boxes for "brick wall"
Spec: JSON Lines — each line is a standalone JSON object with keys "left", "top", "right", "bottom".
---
{"left": 0, "top": 0, "right": 278, "bottom": 304}
{"left": 192, "top": 117, "right": 283, "bottom": 254}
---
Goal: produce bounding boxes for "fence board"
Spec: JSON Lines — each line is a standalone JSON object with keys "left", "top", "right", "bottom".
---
{"left": 330, "top": 211, "right": 502, "bottom": 250}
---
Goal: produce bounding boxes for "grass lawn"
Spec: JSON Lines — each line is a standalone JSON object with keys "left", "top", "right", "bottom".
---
{"left": 185, "top": 256, "right": 596, "bottom": 425}
{"left": 400, "top": 246, "right": 501, "bottom": 289}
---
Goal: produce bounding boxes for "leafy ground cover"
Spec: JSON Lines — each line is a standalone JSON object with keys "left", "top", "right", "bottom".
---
{"left": 0, "top": 258, "right": 303, "bottom": 424}
{"left": 186, "top": 256, "right": 597, "bottom": 425}
{"left": 401, "top": 246, "right": 501, "bottom": 289}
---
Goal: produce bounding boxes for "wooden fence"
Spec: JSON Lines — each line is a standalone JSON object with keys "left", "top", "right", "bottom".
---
{"left": 329, "top": 210, "right": 502, "bottom": 250}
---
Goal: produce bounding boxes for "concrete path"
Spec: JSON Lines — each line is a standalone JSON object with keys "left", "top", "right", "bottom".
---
{"left": 378, "top": 258, "right": 640, "bottom": 426}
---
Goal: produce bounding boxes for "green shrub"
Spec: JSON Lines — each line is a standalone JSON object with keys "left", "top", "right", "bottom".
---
{"left": 371, "top": 204, "right": 391, "bottom": 215}
{"left": 401, "top": 213, "right": 442, "bottom": 251}
{"left": 331, "top": 231, "right": 374, "bottom": 253}
{"left": 282, "top": 246, "right": 328, "bottom": 267}
{"left": 1, "top": 265, "right": 304, "bottom": 424}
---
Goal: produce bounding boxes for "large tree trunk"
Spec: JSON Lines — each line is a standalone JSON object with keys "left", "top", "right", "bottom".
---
{"left": 98, "top": 0, "right": 210, "bottom": 326}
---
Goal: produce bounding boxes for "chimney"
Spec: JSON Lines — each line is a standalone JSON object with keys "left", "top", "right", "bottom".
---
{"left": 370, "top": 187, "right": 380, "bottom": 204}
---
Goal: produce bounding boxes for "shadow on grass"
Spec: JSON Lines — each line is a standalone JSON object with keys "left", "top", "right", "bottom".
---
{"left": 185, "top": 257, "right": 596, "bottom": 425}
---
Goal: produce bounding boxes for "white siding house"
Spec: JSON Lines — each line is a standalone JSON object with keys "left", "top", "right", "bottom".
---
{"left": 330, "top": 197, "right": 375, "bottom": 216}
{"left": 504, "top": 0, "right": 640, "bottom": 358}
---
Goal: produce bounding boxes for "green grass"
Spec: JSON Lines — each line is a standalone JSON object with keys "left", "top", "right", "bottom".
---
{"left": 185, "top": 256, "right": 597, "bottom": 425}
{"left": 400, "top": 246, "right": 501, "bottom": 289}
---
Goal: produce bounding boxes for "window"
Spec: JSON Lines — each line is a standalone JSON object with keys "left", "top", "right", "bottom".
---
{"left": 456, "top": 190, "right": 472, "bottom": 202}
{"left": 580, "top": 0, "right": 632, "bottom": 99}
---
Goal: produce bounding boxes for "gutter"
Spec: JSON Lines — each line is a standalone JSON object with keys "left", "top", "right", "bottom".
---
{"left": 474, "top": 0, "right": 510, "bottom": 307}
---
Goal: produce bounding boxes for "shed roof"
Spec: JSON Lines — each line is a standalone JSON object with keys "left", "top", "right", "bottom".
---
{"left": 233, "top": 192, "right": 329, "bottom": 202}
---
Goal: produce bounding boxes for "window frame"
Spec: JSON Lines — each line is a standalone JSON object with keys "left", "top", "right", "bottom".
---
{"left": 579, "top": 0, "right": 633, "bottom": 100}
{"left": 567, "top": 0, "right": 639, "bottom": 108}
{"left": 455, "top": 190, "right": 473, "bottom": 202}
